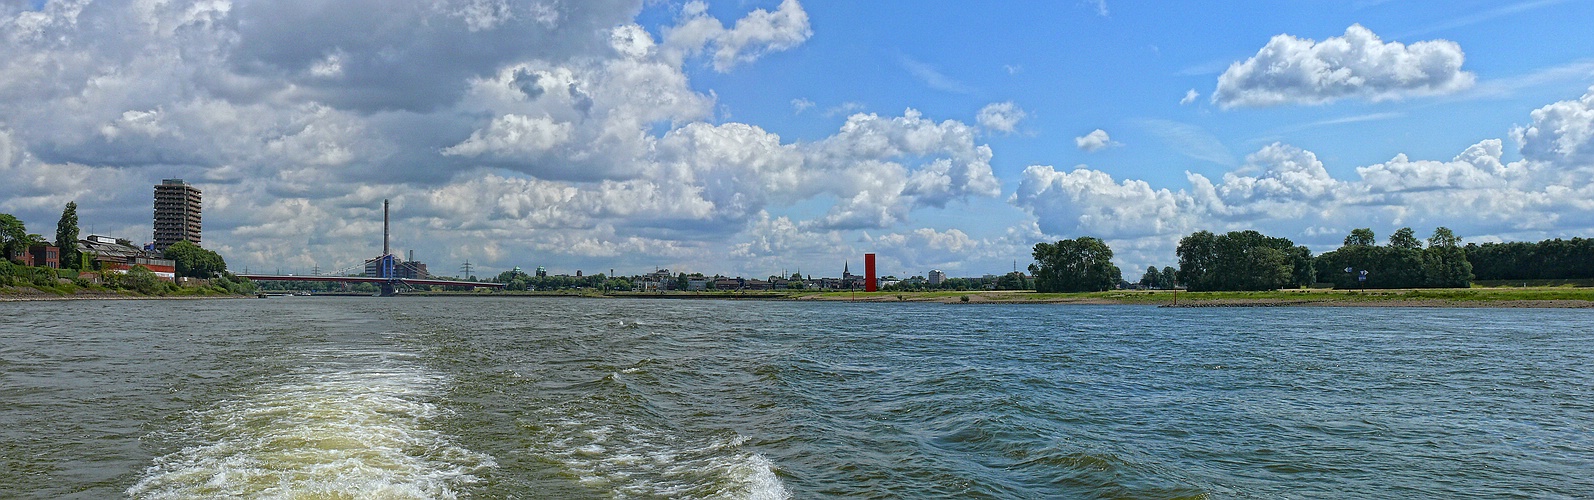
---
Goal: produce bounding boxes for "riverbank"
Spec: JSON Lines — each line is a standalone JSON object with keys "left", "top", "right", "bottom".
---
{"left": 409, "top": 287, "right": 1594, "bottom": 308}
{"left": 0, "top": 285, "right": 252, "bottom": 301}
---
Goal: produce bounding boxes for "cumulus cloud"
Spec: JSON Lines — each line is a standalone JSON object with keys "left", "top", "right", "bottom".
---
{"left": 442, "top": 114, "right": 573, "bottom": 158}
{"left": 1180, "top": 89, "right": 1199, "bottom": 105}
{"left": 1214, "top": 24, "right": 1474, "bottom": 108}
{"left": 1074, "top": 129, "right": 1119, "bottom": 152}
{"left": 1006, "top": 85, "right": 1594, "bottom": 272}
{"left": 1016, "top": 111, "right": 1594, "bottom": 272}
{"left": 0, "top": 0, "right": 939, "bottom": 278}
{"left": 977, "top": 101, "right": 1026, "bottom": 133}
{"left": 1513, "top": 85, "right": 1594, "bottom": 167}
{"left": 663, "top": 0, "right": 812, "bottom": 72}
{"left": 803, "top": 109, "right": 1002, "bottom": 229}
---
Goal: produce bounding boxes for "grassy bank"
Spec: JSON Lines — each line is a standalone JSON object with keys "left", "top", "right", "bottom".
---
{"left": 0, "top": 283, "right": 252, "bottom": 300}
{"left": 795, "top": 287, "right": 1594, "bottom": 307}
{"left": 412, "top": 286, "right": 1594, "bottom": 307}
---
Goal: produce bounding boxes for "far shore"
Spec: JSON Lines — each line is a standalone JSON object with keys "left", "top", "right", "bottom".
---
{"left": 0, "top": 287, "right": 251, "bottom": 302}
{"left": 7, "top": 286, "right": 1591, "bottom": 308}
{"left": 410, "top": 287, "right": 1594, "bottom": 308}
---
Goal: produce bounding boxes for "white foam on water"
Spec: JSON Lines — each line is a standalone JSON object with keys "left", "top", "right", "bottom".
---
{"left": 534, "top": 409, "right": 790, "bottom": 499}
{"left": 127, "top": 353, "right": 494, "bottom": 499}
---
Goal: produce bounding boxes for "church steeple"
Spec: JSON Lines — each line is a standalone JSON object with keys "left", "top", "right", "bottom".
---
{"left": 843, "top": 260, "right": 849, "bottom": 277}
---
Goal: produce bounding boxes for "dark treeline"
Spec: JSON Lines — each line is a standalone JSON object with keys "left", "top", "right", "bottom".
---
{"left": 1176, "top": 230, "right": 1314, "bottom": 292}
{"left": 1030, "top": 237, "right": 1121, "bottom": 292}
{"left": 1313, "top": 227, "right": 1472, "bottom": 289}
{"left": 1034, "top": 226, "right": 1594, "bottom": 293}
{"left": 1466, "top": 238, "right": 1594, "bottom": 281}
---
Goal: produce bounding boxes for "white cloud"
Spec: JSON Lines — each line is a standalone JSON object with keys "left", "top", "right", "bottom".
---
{"left": 1513, "top": 85, "right": 1594, "bottom": 167}
{"left": 976, "top": 101, "right": 1026, "bottom": 133}
{"left": 1014, "top": 125, "right": 1594, "bottom": 273}
{"left": 1180, "top": 89, "right": 1199, "bottom": 105}
{"left": 1074, "top": 129, "right": 1119, "bottom": 152}
{"left": 824, "top": 101, "right": 865, "bottom": 117}
{"left": 800, "top": 109, "right": 1002, "bottom": 229}
{"left": 1214, "top": 24, "right": 1475, "bottom": 108}
{"left": 663, "top": 0, "right": 812, "bottom": 73}
{"left": 1083, "top": 0, "right": 1109, "bottom": 17}
{"left": 790, "top": 98, "right": 815, "bottom": 114}
{"left": 899, "top": 56, "right": 975, "bottom": 94}
{"left": 1012, "top": 165, "right": 1202, "bottom": 240}
{"left": 1134, "top": 119, "right": 1236, "bottom": 166}
{"left": 442, "top": 114, "right": 574, "bottom": 158}
{"left": 1014, "top": 86, "right": 1594, "bottom": 269}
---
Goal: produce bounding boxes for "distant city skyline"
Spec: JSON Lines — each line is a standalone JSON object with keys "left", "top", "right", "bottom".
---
{"left": 3, "top": 1, "right": 1594, "bottom": 278}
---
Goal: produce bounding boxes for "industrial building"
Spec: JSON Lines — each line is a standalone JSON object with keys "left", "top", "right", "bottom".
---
{"left": 78, "top": 235, "right": 177, "bottom": 280}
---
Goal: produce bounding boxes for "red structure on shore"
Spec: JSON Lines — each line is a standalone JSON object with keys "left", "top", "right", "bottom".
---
{"left": 865, "top": 253, "right": 877, "bottom": 292}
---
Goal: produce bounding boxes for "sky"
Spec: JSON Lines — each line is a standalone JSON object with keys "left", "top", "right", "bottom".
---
{"left": 3, "top": 0, "right": 1594, "bottom": 280}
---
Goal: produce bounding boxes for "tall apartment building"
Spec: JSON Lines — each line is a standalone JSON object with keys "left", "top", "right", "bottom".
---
{"left": 153, "top": 178, "right": 201, "bottom": 252}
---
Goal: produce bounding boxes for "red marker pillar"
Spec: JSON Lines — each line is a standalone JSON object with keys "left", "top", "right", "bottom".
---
{"left": 864, "top": 253, "right": 877, "bottom": 292}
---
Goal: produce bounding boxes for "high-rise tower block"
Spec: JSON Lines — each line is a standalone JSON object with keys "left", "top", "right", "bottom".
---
{"left": 153, "top": 179, "right": 201, "bottom": 252}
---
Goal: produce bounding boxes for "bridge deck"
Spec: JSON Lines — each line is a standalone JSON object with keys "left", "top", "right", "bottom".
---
{"left": 237, "top": 274, "right": 505, "bottom": 289}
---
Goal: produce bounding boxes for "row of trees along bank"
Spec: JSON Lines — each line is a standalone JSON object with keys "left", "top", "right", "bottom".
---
{"left": 1031, "top": 225, "right": 1594, "bottom": 293}
{"left": 1465, "top": 238, "right": 1594, "bottom": 281}
{"left": 1313, "top": 227, "right": 1472, "bottom": 289}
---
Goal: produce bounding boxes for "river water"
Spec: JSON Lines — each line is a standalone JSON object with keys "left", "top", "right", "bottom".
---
{"left": 1, "top": 297, "right": 1590, "bottom": 498}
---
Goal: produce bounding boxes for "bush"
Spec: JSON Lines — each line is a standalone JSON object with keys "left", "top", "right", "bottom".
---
{"left": 124, "top": 266, "right": 160, "bottom": 295}
{"left": 29, "top": 267, "right": 57, "bottom": 287}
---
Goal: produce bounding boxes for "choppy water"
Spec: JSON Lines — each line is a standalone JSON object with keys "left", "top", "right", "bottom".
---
{"left": 2, "top": 297, "right": 1591, "bottom": 498}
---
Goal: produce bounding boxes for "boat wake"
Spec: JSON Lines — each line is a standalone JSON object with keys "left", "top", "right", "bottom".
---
{"left": 127, "top": 351, "right": 494, "bottom": 499}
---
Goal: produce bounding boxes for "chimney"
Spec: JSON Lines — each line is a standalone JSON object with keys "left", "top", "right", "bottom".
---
{"left": 383, "top": 199, "right": 390, "bottom": 257}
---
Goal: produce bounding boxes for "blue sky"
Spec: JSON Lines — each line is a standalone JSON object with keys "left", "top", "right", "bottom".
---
{"left": 3, "top": 0, "right": 1594, "bottom": 279}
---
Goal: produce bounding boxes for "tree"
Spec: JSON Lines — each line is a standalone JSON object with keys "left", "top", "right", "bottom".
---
{"left": 1345, "top": 228, "right": 1376, "bottom": 247}
{"left": 995, "top": 271, "right": 1033, "bottom": 290}
{"left": 1139, "top": 266, "right": 1161, "bottom": 288}
{"left": 1428, "top": 227, "right": 1461, "bottom": 248}
{"left": 1178, "top": 230, "right": 1310, "bottom": 291}
{"left": 1423, "top": 243, "right": 1473, "bottom": 288}
{"left": 162, "top": 240, "right": 228, "bottom": 278}
{"left": 1389, "top": 227, "right": 1422, "bottom": 250}
{"left": 0, "top": 213, "right": 27, "bottom": 262}
{"left": 1161, "top": 266, "right": 1178, "bottom": 289}
{"left": 1029, "top": 237, "right": 1121, "bottom": 292}
{"left": 124, "top": 265, "right": 161, "bottom": 295}
{"left": 55, "top": 202, "right": 81, "bottom": 269}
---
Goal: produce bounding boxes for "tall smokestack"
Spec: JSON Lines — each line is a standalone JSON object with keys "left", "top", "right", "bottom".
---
{"left": 383, "top": 199, "right": 390, "bottom": 257}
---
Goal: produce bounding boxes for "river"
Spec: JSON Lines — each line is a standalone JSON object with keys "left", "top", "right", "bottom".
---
{"left": 1, "top": 297, "right": 1590, "bottom": 498}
